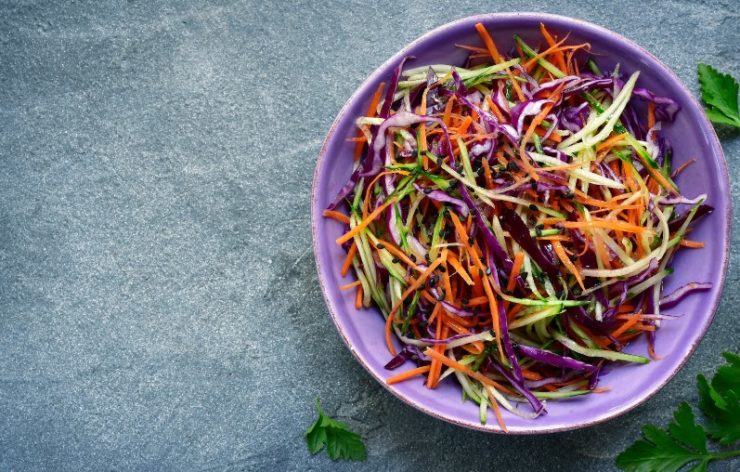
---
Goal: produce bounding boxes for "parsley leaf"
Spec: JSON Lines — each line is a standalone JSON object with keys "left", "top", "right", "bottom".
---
{"left": 616, "top": 403, "right": 710, "bottom": 472}
{"left": 698, "top": 353, "right": 740, "bottom": 445}
{"left": 697, "top": 64, "right": 740, "bottom": 129}
{"left": 616, "top": 353, "right": 740, "bottom": 471}
{"left": 305, "top": 400, "right": 367, "bottom": 461}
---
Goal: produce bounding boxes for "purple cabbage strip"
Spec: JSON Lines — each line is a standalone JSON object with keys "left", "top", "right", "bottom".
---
{"left": 517, "top": 344, "right": 596, "bottom": 372}
{"left": 562, "top": 77, "right": 613, "bottom": 96}
{"left": 384, "top": 345, "right": 431, "bottom": 370}
{"left": 524, "top": 373, "right": 579, "bottom": 389}
{"left": 362, "top": 111, "right": 448, "bottom": 177}
{"left": 413, "top": 184, "right": 469, "bottom": 218}
{"left": 633, "top": 88, "right": 681, "bottom": 123}
{"left": 379, "top": 56, "right": 412, "bottom": 118}
{"left": 499, "top": 207, "right": 560, "bottom": 279}
{"left": 660, "top": 194, "right": 706, "bottom": 206}
{"left": 510, "top": 99, "right": 555, "bottom": 135}
{"left": 668, "top": 204, "right": 713, "bottom": 232}
{"left": 606, "top": 259, "right": 659, "bottom": 309}
{"left": 559, "top": 102, "right": 590, "bottom": 133}
{"left": 492, "top": 87, "right": 510, "bottom": 117}
{"left": 416, "top": 333, "right": 471, "bottom": 345}
{"left": 587, "top": 362, "right": 604, "bottom": 390}
{"left": 535, "top": 75, "right": 580, "bottom": 96}
{"left": 498, "top": 303, "right": 523, "bottom": 382}
{"left": 463, "top": 195, "right": 511, "bottom": 283}
{"left": 448, "top": 70, "right": 519, "bottom": 145}
{"left": 470, "top": 139, "right": 493, "bottom": 158}
{"left": 659, "top": 283, "right": 712, "bottom": 309}
{"left": 360, "top": 56, "right": 413, "bottom": 177}
{"left": 326, "top": 167, "right": 361, "bottom": 210}
{"left": 566, "top": 306, "right": 619, "bottom": 335}
{"left": 486, "top": 358, "right": 546, "bottom": 416}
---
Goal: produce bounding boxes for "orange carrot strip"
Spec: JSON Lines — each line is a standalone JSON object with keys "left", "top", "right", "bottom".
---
{"left": 423, "top": 348, "right": 514, "bottom": 395}
{"left": 354, "top": 82, "right": 386, "bottom": 161}
{"left": 341, "top": 243, "right": 358, "bottom": 277}
{"left": 611, "top": 315, "right": 641, "bottom": 338}
{"left": 338, "top": 197, "right": 396, "bottom": 245}
{"left": 539, "top": 23, "right": 567, "bottom": 73}
{"left": 506, "top": 253, "right": 525, "bottom": 292}
{"left": 672, "top": 158, "right": 696, "bottom": 178}
{"left": 552, "top": 240, "right": 584, "bottom": 291}
{"left": 457, "top": 116, "right": 474, "bottom": 135}
{"left": 518, "top": 85, "right": 564, "bottom": 180}
{"left": 486, "top": 96, "right": 507, "bottom": 123}
{"left": 466, "top": 296, "right": 489, "bottom": 306}
{"left": 387, "top": 365, "right": 431, "bottom": 385}
{"left": 362, "top": 170, "right": 409, "bottom": 217}
{"left": 420, "top": 87, "right": 429, "bottom": 161}
{"left": 340, "top": 280, "right": 362, "bottom": 291}
{"left": 521, "top": 369, "right": 543, "bottom": 381}
{"left": 647, "top": 102, "right": 656, "bottom": 129}
{"left": 522, "top": 36, "right": 569, "bottom": 69}
{"left": 448, "top": 254, "right": 474, "bottom": 285}
{"left": 484, "top": 386, "right": 508, "bottom": 432}
{"left": 679, "top": 239, "right": 705, "bottom": 249}
{"left": 384, "top": 250, "right": 449, "bottom": 355}
{"left": 558, "top": 219, "right": 651, "bottom": 235}
{"left": 355, "top": 286, "right": 363, "bottom": 309}
{"left": 474, "top": 22, "right": 525, "bottom": 101}
{"left": 454, "top": 43, "right": 488, "bottom": 54}
{"left": 481, "top": 157, "right": 495, "bottom": 189}
{"left": 427, "top": 304, "right": 445, "bottom": 388}
{"left": 595, "top": 133, "right": 629, "bottom": 152}
{"left": 443, "top": 95, "right": 456, "bottom": 127}
{"left": 479, "top": 269, "right": 504, "bottom": 362}
{"left": 322, "top": 209, "right": 351, "bottom": 225}
{"left": 370, "top": 238, "right": 420, "bottom": 271}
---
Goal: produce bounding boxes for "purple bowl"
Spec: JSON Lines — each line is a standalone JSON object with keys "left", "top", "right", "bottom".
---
{"left": 311, "top": 13, "right": 730, "bottom": 433}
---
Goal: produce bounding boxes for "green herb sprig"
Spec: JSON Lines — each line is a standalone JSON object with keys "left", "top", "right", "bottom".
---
{"left": 305, "top": 400, "right": 367, "bottom": 462}
{"left": 616, "top": 353, "right": 740, "bottom": 471}
{"left": 698, "top": 64, "right": 740, "bottom": 129}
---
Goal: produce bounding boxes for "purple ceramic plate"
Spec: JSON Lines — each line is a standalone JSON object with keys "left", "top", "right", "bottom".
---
{"left": 311, "top": 13, "right": 730, "bottom": 433}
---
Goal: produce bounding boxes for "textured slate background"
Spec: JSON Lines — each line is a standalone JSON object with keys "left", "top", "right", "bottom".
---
{"left": 0, "top": 1, "right": 738, "bottom": 471}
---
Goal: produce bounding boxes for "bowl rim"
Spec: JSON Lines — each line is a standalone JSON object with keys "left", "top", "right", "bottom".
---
{"left": 310, "top": 12, "right": 731, "bottom": 434}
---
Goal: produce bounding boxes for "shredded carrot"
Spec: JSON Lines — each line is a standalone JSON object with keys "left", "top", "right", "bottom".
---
{"left": 337, "top": 197, "right": 396, "bottom": 245}
{"left": 385, "top": 250, "right": 449, "bottom": 356}
{"left": 552, "top": 240, "right": 584, "bottom": 290}
{"left": 355, "top": 285, "right": 363, "bottom": 309}
{"left": 679, "top": 239, "right": 705, "bottom": 249}
{"left": 448, "top": 253, "right": 474, "bottom": 285}
{"left": 611, "top": 314, "right": 641, "bottom": 338}
{"left": 595, "top": 133, "right": 629, "bottom": 152}
{"left": 506, "top": 252, "right": 525, "bottom": 292}
{"left": 370, "top": 238, "right": 420, "bottom": 271}
{"left": 423, "top": 347, "right": 514, "bottom": 395}
{"left": 340, "top": 280, "right": 362, "bottom": 291}
{"left": 387, "top": 365, "right": 431, "bottom": 385}
{"left": 484, "top": 386, "right": 508, "bottom": 432}
{"left": 539, "top": 23, "right": 567, "bottom": 73}
{"left": 672, "top": 158, "right": 696, "bottom": 178}
{"left": 353, "top": 82, "right": 385, "bottom": 161}
{"left": 474, "top": 22, "right": 525, "bottom": 101}
{"left": 341, "top": 242, "right": 358, "bottom": 277}
{"left": 322, "top": 209, "right": 351, "bottom": 225}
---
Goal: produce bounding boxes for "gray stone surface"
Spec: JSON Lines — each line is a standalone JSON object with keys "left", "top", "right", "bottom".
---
{"left": 0, "top": 1, "right": 738, "bottom": 470}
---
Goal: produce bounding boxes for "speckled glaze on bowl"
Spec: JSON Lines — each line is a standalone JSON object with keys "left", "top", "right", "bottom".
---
{"left": 311, "top": 13, "right": 730, "bottom": 433}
